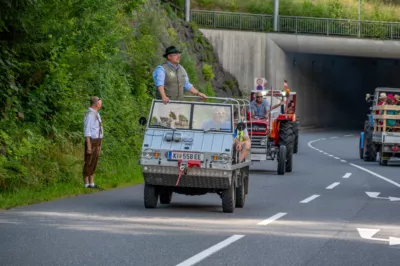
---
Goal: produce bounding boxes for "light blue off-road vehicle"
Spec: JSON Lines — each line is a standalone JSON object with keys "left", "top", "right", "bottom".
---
{"left": 138, "top": 96, "right": 252, "bottom": 213}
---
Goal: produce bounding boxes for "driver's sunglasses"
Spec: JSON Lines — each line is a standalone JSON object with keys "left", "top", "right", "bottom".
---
{"left": 214, "top": 112, "right": 227, "bottom": 116}
{"left": 256, "top": 96, "right": 263, "bottom": 98}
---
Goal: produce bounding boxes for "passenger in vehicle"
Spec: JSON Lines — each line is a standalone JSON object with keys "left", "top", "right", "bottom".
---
{"left": 201, "top": 106, "right": 231, "bottom": 131}
{"left": 385, "top": 97, "right": 397, "bottom": 127}
{"left": 287, "top": 101, "right": 295, "bottom": 114}
{"left": 376, "top": 93, "right": 387, "bottom": 115}
{"left": 233, "top": 110, "right": 251, "bottom": 163}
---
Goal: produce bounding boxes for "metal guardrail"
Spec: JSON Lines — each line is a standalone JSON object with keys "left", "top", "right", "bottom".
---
{"left": 191, "top": 9, "right": 400, "bottom": 40}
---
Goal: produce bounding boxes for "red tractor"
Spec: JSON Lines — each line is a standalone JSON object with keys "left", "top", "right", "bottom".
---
{"left": 246, "top": 88, "right": 299, "bottom": 175}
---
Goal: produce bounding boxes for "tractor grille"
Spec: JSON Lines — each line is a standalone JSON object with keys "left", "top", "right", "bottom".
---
{"left": 251, "top": 135, "right": 267, "bottom": 149}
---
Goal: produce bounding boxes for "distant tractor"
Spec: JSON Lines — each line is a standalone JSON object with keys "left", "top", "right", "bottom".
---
{"left": 360, "top": 87, "right": 400, "bottom": 165}
{"left": 246, "top": 88, "right": 299, "bottom": 175}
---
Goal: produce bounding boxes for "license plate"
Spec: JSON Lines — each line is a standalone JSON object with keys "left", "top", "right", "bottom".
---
{"left": 168, "top": 152, "right": 204, "bottom": 161}
{"left": 251, "top": 154, "right": 266, "bottom": 161}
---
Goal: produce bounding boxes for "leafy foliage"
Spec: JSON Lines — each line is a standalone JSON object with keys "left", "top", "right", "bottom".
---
{"left": 0, "top": 0, "right": 221, "bottom": 201}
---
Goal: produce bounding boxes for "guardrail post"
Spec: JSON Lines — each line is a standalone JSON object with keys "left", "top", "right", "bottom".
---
{"left": 240, "top": 13, "right": 242, "bottom": 30}
{"left": 390, "top": 23, "right": 393, "bottom": 40}
{"left": 358, "top": 20, "right": 361, "bottom": 37}
{"left": 295, "top": 17, "right": 298, "bottom": 34}
{"left": 327, "top": 19, "right": 330, "bottom": 35}
{"left": 213, "top": 11, "right": 216, "bottom": 28}
{"left": 261, "top": 16, "right": 265, "bottom": 32}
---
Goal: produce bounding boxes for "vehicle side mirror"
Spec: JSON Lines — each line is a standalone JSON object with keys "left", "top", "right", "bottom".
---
{"left": 237, "top": 122, "right": 245, "bottom": 131}
{"left": 139, "top": 116, "right": 147, "bottom": 126}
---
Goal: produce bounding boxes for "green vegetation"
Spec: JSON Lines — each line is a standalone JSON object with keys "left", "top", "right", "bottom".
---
{"left": 0, "top": 0, "right": 225, "bottom": 209}
{"left": 192, "top": 0, "right": 400, "bottom": 22}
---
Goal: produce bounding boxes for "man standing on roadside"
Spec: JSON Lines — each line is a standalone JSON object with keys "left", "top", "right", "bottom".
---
{"left": 153, "top": 46, "right": 207, "bottom": 104}
{"left": 83, "top": 96, "right": 104, "bottom": 190}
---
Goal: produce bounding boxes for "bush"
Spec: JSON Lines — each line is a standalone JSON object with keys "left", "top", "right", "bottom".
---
{"left": 0, "top": 0, "right": 222, "bottom": 207}
{"left": 202, "top": 64, "right": 214, "bottom": 81}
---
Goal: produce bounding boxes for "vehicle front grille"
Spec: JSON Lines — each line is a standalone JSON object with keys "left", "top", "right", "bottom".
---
{"left": 251, "top": 135, "right": 267, "bottom": 149}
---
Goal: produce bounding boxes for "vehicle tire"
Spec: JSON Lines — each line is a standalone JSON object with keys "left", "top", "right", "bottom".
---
{"left": 379, "top": 148, "right": 388, "bottom": 166}
{"left": 279, "top": 121, "right": 295, "bottom": 172}
{"left": 222, "top": 178, "right": 235, "bottom": 213}
{"left": 144, "top": 183, "right": 159, "bottom": 208}
{"left": 293, "top": 120, "right": 299, "bottom": 154}
{"left": 159, "top": 187, "right": 173, "bottom": 204}
{"left": 277, "top": 145, "right": 286, "bottom": 175}
{"left": 235, "top": 171, "right": 245, "bottom": 208}
{"left": 359, "top": 136, "right": 364, "bottom": 160}
{"left": 363, "top": 120, "right": 377, "bottom": 162}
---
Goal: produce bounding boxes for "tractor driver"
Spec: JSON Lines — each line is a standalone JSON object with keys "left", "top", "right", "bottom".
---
{"left": 250, "top": 92, "right": 284, "bottom": 119}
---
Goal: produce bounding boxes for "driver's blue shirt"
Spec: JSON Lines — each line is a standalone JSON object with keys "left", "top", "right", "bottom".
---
{"left": 201, "top": 120, "right": 231, "bottom": 130}
{"left": 250, "top": 99, "right": 270, "bottom": 118}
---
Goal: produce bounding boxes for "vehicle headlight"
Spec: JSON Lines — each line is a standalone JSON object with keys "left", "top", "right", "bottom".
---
{"left": 143, "top": 149, "right": 154, "bottom": 159}
{"left": 212, "top": 153, "right": 230, "bottom": 163}
{"left": 220, "top": 153, "right": 229, "bottom": 162}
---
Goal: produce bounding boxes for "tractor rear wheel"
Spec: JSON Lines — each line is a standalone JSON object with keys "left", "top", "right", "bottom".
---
{"left": 363, "top": 120, "right": 377, "bottom": 162}
{"left": 279, "top": 121, "right": 295, "bottom": 172}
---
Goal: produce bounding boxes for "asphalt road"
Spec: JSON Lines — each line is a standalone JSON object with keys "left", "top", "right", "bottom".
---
{"left": 1, "top": 129, "right": 400, "bottom": 266}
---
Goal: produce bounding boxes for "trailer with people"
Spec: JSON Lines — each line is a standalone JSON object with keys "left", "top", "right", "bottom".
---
{"left": 360, "top": 87, "right": 400, "bottom": 165}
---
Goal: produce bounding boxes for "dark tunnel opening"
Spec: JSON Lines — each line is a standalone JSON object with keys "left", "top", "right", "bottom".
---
{"left": 285, "top": 52, "right": 400, "bottom": 130}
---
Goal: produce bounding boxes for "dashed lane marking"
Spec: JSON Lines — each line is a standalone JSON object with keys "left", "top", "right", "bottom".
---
{"left": 300, "top": 195, "right": 320, "bottom": 203}
{"left": 176, "top": 235, "right": 245, "bottom": 266}
{"left": 326, "top": 182, "right": 340, "bottom": 189}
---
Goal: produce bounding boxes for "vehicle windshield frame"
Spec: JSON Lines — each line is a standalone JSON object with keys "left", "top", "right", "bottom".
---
{"left": 148, "top": 100, "right": 234, "bottom": 133}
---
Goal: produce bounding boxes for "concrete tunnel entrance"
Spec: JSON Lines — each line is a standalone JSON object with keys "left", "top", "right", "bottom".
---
{"left": 199, "top": 29, "right": 400, "bottom": 130}
{"left": 284, "top": 52, "right": 400, "bottom": 130}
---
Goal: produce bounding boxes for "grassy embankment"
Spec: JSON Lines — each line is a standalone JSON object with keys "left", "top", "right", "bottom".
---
{"left": 0, "top": 0, "right": 218, "bottom": 209}
{"left": 192, "top": 0, "right": 400, "bottom": 21}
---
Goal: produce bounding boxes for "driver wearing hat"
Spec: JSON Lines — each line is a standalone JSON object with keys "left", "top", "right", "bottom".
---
{"left": 152, "top": 46, "right": 207, "bottom": 104}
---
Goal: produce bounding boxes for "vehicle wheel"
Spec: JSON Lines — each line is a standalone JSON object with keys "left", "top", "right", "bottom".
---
{"left": 277, "top": 145, "right": 286, "bottom": 175}
{"left": 293, "top": 120, "right": 299, "bottom": 154}
{"left": 279, "top": 121, "right": 295, "bottom": 172}
{"left": 159, "top": 187, "right": 173, "bottom": 204}
{"left": 235, "top": 171, "right": 245, "bottom": 208}
{"left": 379, "top": 148, "right": 388, "bottom": 166}
{"left": 363, "top": 120, "right": 377, "bottom": 161}
{"left": 222, "top": 177, "right": 235, "bottom": 213}
{"left": 359, "top": 136, "right": 364, "bottom": 160}
{"left": 144, "top": 183, "right": 159, "bottom": 208}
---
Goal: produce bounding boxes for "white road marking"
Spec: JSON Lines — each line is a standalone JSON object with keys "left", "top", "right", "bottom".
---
{"left": 331, "top": 136, "right": 338, "bottom": 139}
{"left": 334, "top": 157, "right": 340, "bottom": 160}
{"left": 176, "top": 235, "right": 245, "bottom": 266}
{"left": 300, "top": 194, "right": 320, "bottom": 203}
{"left": 349, "top": 163, "right": 400, "bottom": 188}
{"left": 343, "top": 173, "right": 352, "bottom": 178}
{"left": 328, "top": 154, "right": 334, "bottom": 157}
{"left": 341, "top": 160, "right": 347, "bottom": 163}
{"left": 344, "top": 134, "right": 354, "bottom": 137}
{"left": 326, "top": 182, "right": 340, "bottom": 189}
{"left": 257, "top": 212, "right": 287, "bottom": 225}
